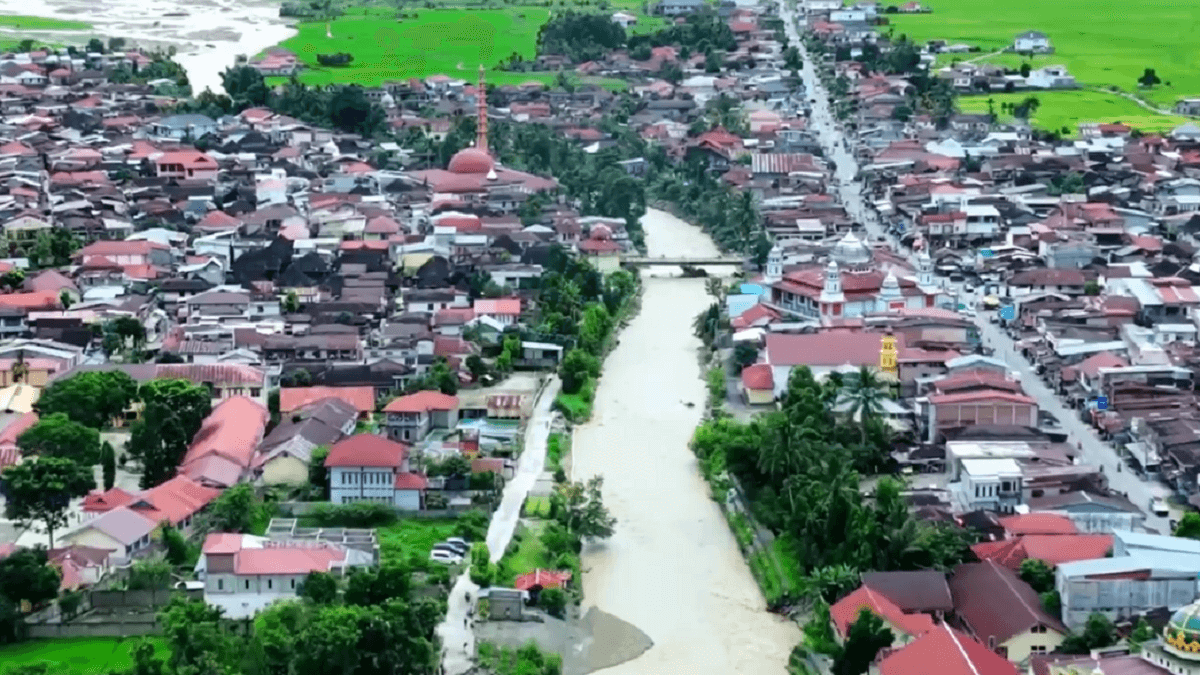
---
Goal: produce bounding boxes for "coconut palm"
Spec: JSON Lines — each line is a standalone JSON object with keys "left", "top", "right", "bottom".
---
{"left": 838, "top": 366, "right": 890, "bottom": 445}
{"left": 757, "top": 414, "right": 821, "bottom": 481}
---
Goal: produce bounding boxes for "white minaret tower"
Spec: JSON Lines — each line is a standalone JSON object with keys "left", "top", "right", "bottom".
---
{"left": 765, "top": 241, "right": 783, "bottom": 282}
{"left": 880, "top": 269, "right": 901, "bottom": 303}
{"left": 819, "top": 260, "right": 844, "bottom": 315}
{"left": 918, "top": 249, "right": 935, "bottom": 289}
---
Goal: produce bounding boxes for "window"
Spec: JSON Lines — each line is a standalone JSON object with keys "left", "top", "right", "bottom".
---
{"left": 244, "top": 579, "right": 251, "bottom": 590}
{"left": 268, "top": 579, "right": 273, "bottom": 590}
{"left": 218, "top": 579, "right": 224, "bottom": 590}
{"left": 291, "top": 579, "right": 296, "bottom": 589}
{"left": 251, "top": 388, "right": 261, "bottom": 397}
{"left": 1030, "top": 625, "right": 1046, "bottom": 634}
{"left": 1030, "top": 646, "right": 1047, "bottom": 654}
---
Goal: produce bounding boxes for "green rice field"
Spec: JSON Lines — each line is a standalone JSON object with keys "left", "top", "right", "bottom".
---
{"left": 958, "top": 90, "right": 1188, "bottom": 135}
{"left": 886, "top": 0, "right": 1200, "bottom": 128}
{"left": 0, "top": 14, "right": 91, "bottom": 31}
{"left": 272, "top": 5, "right": 628, "bottom": 88}
{"left": 0, "top": 637, "right": 168, "bottom": 675}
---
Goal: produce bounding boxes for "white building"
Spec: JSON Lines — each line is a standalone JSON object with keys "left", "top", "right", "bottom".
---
{"left": 1013, "top": 31, "right": 1052, "bottom": 53}
{"left": 325, "top": 434, "right": 428, "bottom": 511}
{"left": 196, "top": 533, "right": 373, "bottom": 618}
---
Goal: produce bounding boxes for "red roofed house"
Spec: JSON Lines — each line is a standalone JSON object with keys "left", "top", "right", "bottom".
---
{"left": 325, "top": 434, "right": 428, "bottom": 510}
{"left": 577, "top": 224, "right": 622, "bottom": 273}
{"left": 740, "top": 363, "right": 774, "bottom": 405}
{"left": 473, "top": 298, "right": 521, "bottom": 326}
{"left": 153, "top": 150, "right": 219, "bottom": 181}
{"left": 514, "top": 568, "right": 572, "bottom": 593}
{"left": 998, "top": 513, "right": 1077, "bottom": 537}
{"left": 199, "top": 533, "right": 373, "bottom": 618}
{"left": 179, "top": 396, "right": 270, "bottom": 488}
{"left": 971, "top": 533, "right": 1113, "bottom": 571}
{"left": 74, "top": 240, "right": 172, "bottom": 267}
{"left": 830, "top": 585, "right": 934, "bottom": 648}
{"left": 279, "top": 386, "right": 376, "bottom": 417}
{"left": 878, "top": 625, "right": 1019, "bottom": 675}
{"left": 949, "top": 560, "right": 1067, "bottom": 662}
{"left": 925, "top": 389, "right": 1038, "bottom": 443}
{"left": 383, "top": 390, "right": 460, "bottom": 443}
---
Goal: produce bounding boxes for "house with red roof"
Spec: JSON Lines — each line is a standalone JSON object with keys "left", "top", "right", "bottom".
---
{"left": 829, "top": 585, "right": 934, "bottom": 648}
{"left": 473, "top": 298, "right": 521, "bottom": 326}
{"left": 383, "top": 390, "right": 460, "bottom": 443}
{"left": 61, "top": 506, "right": 157, "bottom": 563}
{"left": 179, "top": 396, "right": 270, "bottom": 488}
{"left": 514, "top": 568, "right": 572, "bottom": 592}
{"left": 925, "top": 389, "right": 1038, "bottom": 443}
{"left": 82, "top": 475, "right": 220, "bottom": 534}
{"left": 152, "top": 149, "right": 219, "bottom": 181}
{"left": 740, "top": 363, "right": 774, "bottom": 405}
{"left": 279, "top": 386, "right": 376, "bottom": 417}
{"left": 198, "top": 533, "right": 373, "bottom": 618}
{"left": 949, "top": 560, "right": 1067, "bottom": 662}
{"left": 877, "top": 625, "right": 1019, "bottom": 675}
{"left": 325, "top": 434, "right": 429, "bottom": 510}
{"left": 971, "top": 533, "right": 1113, "bottom": 570}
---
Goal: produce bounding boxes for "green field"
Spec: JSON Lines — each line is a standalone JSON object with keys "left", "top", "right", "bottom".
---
{"left": 887, "top": 0, "right": 1200, "bottom": 127}
{"left": 377, "top": 518, "right": 458, "bottom": 563}
{"left": 0, "top": 14, "right": 91, "bottom": 31}
{"left": 0, "top": 637, "right": 167, "bottom": 674}
{"left": 274, "top": 6, "right": 626, "bottom": 88}
{"left": 958, "top": 90, "right": 1188, "bottom": 135}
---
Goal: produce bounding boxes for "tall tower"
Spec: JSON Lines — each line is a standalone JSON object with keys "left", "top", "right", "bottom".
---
{"left": 476, "top": 64, "right": 489, "bottom": 155}
{"left": 879, "top": 330, "right": 898, "bottom": 378}
{"left": 765, "top": 241, "right": 783, "bottom": 282}
{"left": 918, "top": 249, "right": 935, "bottom": 288}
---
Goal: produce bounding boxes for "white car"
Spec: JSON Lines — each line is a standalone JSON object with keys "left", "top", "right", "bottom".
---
{"left": 429, "top": 549, "right": 463, "bottom": 565}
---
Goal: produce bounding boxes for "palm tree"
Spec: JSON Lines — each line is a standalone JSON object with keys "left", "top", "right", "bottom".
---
{"left": 757, "top": 415, "right": 821, "bottom": 481}
{"left": 838, "top": 366, "right": 889, "bottom": 445}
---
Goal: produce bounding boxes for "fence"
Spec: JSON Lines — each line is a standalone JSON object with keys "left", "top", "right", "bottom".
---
{"left": 89, "top": 589, "right": 202, "bottom": 610}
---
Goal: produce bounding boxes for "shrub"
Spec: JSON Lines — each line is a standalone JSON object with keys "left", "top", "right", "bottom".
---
{"left": 305, "top": 502, "right": 398, "bottom": 528}
{"left": 316, "top": 52, "right": 354, "bottom": 66}
{"left": 539, "top": 588, "right": 567, "bottom": 618}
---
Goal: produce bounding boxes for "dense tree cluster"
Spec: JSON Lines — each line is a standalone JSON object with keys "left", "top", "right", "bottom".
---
{"left": 536, "top": 12, "right": 627, "bottom": 63}
{"left": 691, "top": 366, "right": 974, "bottom": 604}
{"left": 128, "top": 379, "right": 213, "bottom": 489}
{"left": 181, "top": 66, "right": 386, "bottom": 137}
{"left": 627, "top": 8, "right": 736, "bottom": 54}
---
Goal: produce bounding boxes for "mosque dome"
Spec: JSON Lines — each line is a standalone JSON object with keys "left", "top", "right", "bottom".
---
{"left": 1165, "top": 602, "right": 1200, "bottom": 659}
{"left": 590, "top": 224, "right": 613, "bottom": 240}
{"left": 448, "top": 147, "right": 495, "bottom": 174}
{"left": 832, "top": 231, "right": 871, "bottom": 268}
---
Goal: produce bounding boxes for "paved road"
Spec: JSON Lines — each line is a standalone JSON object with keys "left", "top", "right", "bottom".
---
{"left": 436, "top": 376, "right": 561, "bottom": 675}
{"left": 779, "top": 0, "right": 1175, "bottom": 534}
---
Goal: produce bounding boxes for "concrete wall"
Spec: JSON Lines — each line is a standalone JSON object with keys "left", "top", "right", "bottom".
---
{"left": 90, "top": 589, "right": 202, "bottom": 609}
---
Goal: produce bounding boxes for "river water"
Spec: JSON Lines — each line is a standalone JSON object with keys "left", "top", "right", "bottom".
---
{"left": 570, "top": 208, "right": 799, "bottom": 675}
{"left": 3, "top": 0, "right": 295, "bottom": 95}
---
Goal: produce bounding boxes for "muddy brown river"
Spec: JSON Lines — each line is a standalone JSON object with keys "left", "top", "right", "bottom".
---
{"left": 570, "top": 209, "right": 799, "bottom": 674}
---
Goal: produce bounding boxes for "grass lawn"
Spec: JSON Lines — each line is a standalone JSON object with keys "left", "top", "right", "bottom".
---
{"left": 0, "top": 637, "right": 167, "bottom": 675}
{"left": 0, "top": 14, "right": 91, "bottom": 30}
{"left": 497, "top": 521, "right": 548, "bottom": 586}
{"left": 887, "top": 0, "right": 1200, "bottom": 126}
{"left": 377, "top": 518, "right": 458, "bottom": 564}
{"left": 958, "top": 90, "right": 1188, "bottom": 134}
{"left": 521, "top": 494, "right": 552, "bottom": 518}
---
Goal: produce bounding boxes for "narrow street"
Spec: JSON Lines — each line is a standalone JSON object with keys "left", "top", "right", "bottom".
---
{"left": 778, "top": 0, "right": 1175, "bottom": 535}
{"left": 437, "top": 376, "right": 562, "bottom": 675}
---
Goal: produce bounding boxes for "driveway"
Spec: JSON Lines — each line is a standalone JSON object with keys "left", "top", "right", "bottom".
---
{"left": 437, "top": 376, "right": 562, "bottom": 675}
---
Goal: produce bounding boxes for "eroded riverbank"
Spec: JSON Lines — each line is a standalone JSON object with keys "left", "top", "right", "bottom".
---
{"left": 569, "top": 209, "right": 799, "bottom": 675}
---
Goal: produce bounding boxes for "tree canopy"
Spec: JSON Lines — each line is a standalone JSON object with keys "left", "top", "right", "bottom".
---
{"left": 36, "top": 370, "right": 138, "bottom": 428}
{"left": 2, "top": 456, "right": 94, "bottom": 548}
{"left": 17, "top": 413, "right": 102, "bottom": 465}
{"left": 129, "top": 379, "right": 212, "bottom": 489}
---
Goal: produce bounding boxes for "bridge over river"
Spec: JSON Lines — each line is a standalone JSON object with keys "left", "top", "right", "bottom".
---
{"left": 621, "top": 256, "right": 745, "bottom": 266}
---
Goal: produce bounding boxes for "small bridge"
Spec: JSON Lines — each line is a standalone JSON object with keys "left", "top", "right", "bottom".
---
{"left": 622, "top": 256, "right": 745, "bottom": 266}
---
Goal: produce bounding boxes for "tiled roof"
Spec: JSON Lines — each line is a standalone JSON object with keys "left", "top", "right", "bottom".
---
{"left": 280, "top": 386, "right": 376, "bottom": 414}
{"left": 473, "top": 298, "right": 521, "bottom": 315}
{"left": 383, "top": 390, "right": 459, "bottom": 413}
{"left": 998, "top": 513, "right": 1077, "bottom": 536}
{"left": 325, "top": 434, "right": 408, "bottom": 468}
{"left": 180, "top": 396, "right": 269, "bottom": 486}
{"left": 133, "top": 475, "right": 220, "bottom": 525}
{"left": 928, "top": 390, "right": 1036, "bottom": 406}
{"left": 765, "top": 331, "right": 903, "bottom": 368}
{"left": 82, "top": 487, "right": 136, "bottom": 513}
{"left": 860, "top": 570, "right": 954, "bottom": 613}
{"left": 394, "top": 472, "right": 428, "bottom": 490}
{"left": 830, "top": 585, "right": 934, "bottom": 639}
{"left": 155, "top": 363, "right": 265, "bottom": 386}
{"left": 741, "top": 363, "right": 774, "bottom": 391}
{"left": 971, "top": 534, "right": 1113, "bottom": 570}
{"left": 514, "top": 569, "right": 572, "bottom": 591}
{"left": 878, "top": 625, "right": 1018, "bottom": 675}
{"left": 78, "top": 506, "right": 156, "bottom": 547}
{"left": 949, "top": 560, "right": 1067, "bottom": 645}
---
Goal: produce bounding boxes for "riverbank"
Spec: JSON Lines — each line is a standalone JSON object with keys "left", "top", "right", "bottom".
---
{"left": 0, "top": 0, "right": 294, "bottom": 95}
{"left": 569, "top": 208, "right": 799, "bottom": 675}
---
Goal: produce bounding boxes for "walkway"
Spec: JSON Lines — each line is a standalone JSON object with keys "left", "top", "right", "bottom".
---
{"left": 436, "top": 375, "right": 562, "bottom": 675}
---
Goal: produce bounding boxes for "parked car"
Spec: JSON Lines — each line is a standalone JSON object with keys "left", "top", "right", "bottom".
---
{"left": 429, "top": 549, "right": 463, "bottom": 565}
{"left": 437, "top": 540, "right": 470, "bottom": 556}
{"left": 446, "top": 537, "right": 470, "bottom": 548}
{"left": 1150, "top": 498, "right": 1170, "bottom": 517}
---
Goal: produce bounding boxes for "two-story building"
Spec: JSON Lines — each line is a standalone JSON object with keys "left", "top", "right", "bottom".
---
{"left": 382, "top": 390, "right": 460, "bottom": 443}
{"left": 325, "top": 434, "right": 428, "bottom": 510}
{"left": 196, "top": 532, "right": 373, "bottom": 618}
